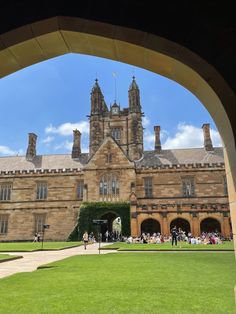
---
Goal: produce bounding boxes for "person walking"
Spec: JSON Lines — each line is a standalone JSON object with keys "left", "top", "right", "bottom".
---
{"left": 33, "top": 233, "right": 38, "bottom": 242}
{"left": 105, "top": 230, "right": 109, "bottom": 242}
{"left": 82, "top": 231, "right": 89, "bottom": 250}
{"left": 171, "top": 226, "right": 178, "bottom": 246}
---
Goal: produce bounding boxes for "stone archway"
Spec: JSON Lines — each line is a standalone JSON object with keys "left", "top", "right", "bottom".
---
{"left": 200, "top": 218, "right": 221, "bottom": 234}
{"left": 0, "top": 13, "right": 235, "bottom": 251}
{"left": 141, "top": 219, "right": 161, "bottom": 234}
{"left": 100, "top": 212, "right": 121, "bottom": 241}
{"left": 170, "top": 218, "right": 191, "bottom": 234}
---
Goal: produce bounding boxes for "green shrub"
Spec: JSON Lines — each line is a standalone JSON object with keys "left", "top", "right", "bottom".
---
{"left": 68, "top": 202, "right": 130, "bottom": 241}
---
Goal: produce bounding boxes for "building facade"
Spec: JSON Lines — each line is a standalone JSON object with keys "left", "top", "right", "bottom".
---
{"left": 0, "top": 78, "right": 231, "bottom": 241}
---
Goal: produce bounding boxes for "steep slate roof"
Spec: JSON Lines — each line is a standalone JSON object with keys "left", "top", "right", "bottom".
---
{"left": 135, "top": 147, "right": 224, "bottom": 168}
{"left": 0, "top": 154, "right": 89, "bottom": 171}
{"left": 0, "top": 147, "right": 224, "bottom": 172}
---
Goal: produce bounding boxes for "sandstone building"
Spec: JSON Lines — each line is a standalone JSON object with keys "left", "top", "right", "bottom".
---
{"left": 0, "top": 78, "right": 231, "bottom": 241}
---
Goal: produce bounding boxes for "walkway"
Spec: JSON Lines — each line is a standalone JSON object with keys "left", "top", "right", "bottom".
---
{"left": 0, "top": 243, "right": 116, "bottom": 279}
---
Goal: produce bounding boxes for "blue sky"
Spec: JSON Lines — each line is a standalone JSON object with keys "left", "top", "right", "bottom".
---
{"left": 0, "top": 53, "right": 221, "bottom": 156}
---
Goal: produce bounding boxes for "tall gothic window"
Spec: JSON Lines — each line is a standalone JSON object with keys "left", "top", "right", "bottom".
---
{"left": 0, "top": 214, "right": 9, "bottom": 234}
{"left": 182, "top": 177, "right": 195, "bottom": 197}
{"left": 223, "top": 176, "right": 228, "bottom": 195}
{"left": 77, "top": 180, "right": 84, "bottom": 199}
{"left": 36, "top": 182, "right": 48, "bottom": 200}
{"left": 35, "top": 214, "right": 46, "bottom": 233}
{"left": 99, "top": 174, "right": 119, "bottom": 197}
{"left": 0, "top": 183, "right": 12, "bottom": 201}
{"left": 111, "top": 128, "right": 121, "bottom": 141}
{"left": 144, "top": 177, "right": 153, "bottom": 198}
{"left": 106, "top": 153, "right": 112, "bottom": 163}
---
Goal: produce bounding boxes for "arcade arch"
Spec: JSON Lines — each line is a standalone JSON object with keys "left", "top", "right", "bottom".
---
{"left": 100, "top": 212, "right": 121, "bottom": 241}
{"left": 170, "top": 218, "right": 191, "bottom": 234}
{"left": 200, "top": 218, "right": 221, "bottom": 234}
{"left": 141, "top": 218, "right": 161, "bottom": 234}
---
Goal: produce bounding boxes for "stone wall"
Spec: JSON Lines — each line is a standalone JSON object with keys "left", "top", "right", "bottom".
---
{"left": 0, "top": 173, "right": 82, "bottom": 241}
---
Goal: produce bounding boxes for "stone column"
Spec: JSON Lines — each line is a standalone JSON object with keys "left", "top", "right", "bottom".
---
{"left": 130, "top": 208, "right": 139, "bottom": 237}
{"left": 161, "top": 212, "right": 169, "bottom": 236}
{"left": 191, "top": 214, "right": 200, "bottom": 236}
{"left": 222, "top": 213, "right": 231, "bottom": 238}
{"left": 130, "top": 190, "right": 139, "bottom": 237}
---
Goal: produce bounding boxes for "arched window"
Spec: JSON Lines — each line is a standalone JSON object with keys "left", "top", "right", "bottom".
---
{"left": 111, "top": 128, "right": 121, "bottom": 140}
{"left": 99, "top": 174, "right": 119, "bottom": 199}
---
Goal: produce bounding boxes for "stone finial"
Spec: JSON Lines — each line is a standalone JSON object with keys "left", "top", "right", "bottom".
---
{"left": 154, "top": 125, "right": 161, "bottom": 153}
{"left": 72, "top": 129, "right": 81, "bottom": 158}
{"left": 26, "top": 133, "right": 37, "bottom": 161}
{"left": 202, "top": 123, "right": 213, "bottom": 151}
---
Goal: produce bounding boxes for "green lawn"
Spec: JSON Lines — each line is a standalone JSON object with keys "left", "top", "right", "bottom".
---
{"left": 0, "top": 254, "right": 20, "bottom": 261}
{"left": 0, "top": 241, "right": 81, "bottom": 252}
{"left": 102, "top": 241, "right": 234, "bottom": 251}
{"left": 0, "top": 253, "right": 235, "bottom": 313}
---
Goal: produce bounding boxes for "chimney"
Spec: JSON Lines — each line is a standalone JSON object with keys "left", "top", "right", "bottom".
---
{"left": 72, "top": 129, "right": 81, "bottom": 158}
{"left": 202, "top": 123, "right": 213, "bottom": 151}
{"left": 154, "top": 126, "right": 161, "bottom": 153}
{"left": 26, "top": 133, "right": 37, "bottom": 161}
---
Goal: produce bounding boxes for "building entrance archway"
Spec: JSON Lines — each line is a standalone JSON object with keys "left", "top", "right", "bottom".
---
{"left": 200, "top": 218, "right": 221, "bottom": 234}
{"left": 141, "top": 219, "right": 161, "bottom": 234}
{"left": 170, "top": 218, "right": 191, "bottom": 234}
{"left": 100, "top": 212, "right": 121, "bottom": 242}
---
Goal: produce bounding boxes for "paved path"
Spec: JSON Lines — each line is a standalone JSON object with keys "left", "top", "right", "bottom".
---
{"left": 0, "top": 243, "right": 116, "bottom": 279}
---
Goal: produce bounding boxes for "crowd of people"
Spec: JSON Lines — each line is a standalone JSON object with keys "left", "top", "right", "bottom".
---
{"left": 123, "top": 227, "right": 231, "bottom": 245}
{"left": 81, "top": 227, "right": 231, "bottom": 247}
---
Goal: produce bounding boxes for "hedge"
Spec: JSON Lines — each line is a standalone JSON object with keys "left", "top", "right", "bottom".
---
{"left": 68, "top": 202, "right": 130, "bottom": 241}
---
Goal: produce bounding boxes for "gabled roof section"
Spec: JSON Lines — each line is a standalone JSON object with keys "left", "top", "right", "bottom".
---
{"left": 135, "top": 147, "right": 224, "bottom": 168}
{"left": 85, "top": 136, "right": 133, "bottom": 170}
{"left": 0, "top": 154, "right": 89, "bottom": 172}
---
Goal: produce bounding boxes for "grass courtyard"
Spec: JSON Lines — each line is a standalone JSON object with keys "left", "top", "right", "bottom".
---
{"left": 0, "top": 254, "right": 20, "bottom": 261}
{"left": 0, "top": 252, "right": 235, "bottom": 314}
{"left": 102, "top": 241, "right": 234, "bottom": 251}
{"left": 0, "top": 241, "right": 81, "bottom": 252}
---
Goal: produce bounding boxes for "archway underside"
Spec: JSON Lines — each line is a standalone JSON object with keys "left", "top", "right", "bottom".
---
{"left": 141, "top": 219, "right": 161, "bottom": 234}
{"left": 170, "top": 218, "right": 191, "bottom": 234}
{"left": 200, "top": 218, "right": 221, "bottom": 234}
{"left": 0, "top": 16, "right": 236, "bottom": 252}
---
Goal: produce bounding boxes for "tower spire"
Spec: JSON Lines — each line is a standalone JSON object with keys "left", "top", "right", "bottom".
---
{"left": 90, "top": 79, "right": 108, "bottom": 114}
{"left": 128, "top": 76, "right": 141, "bottom": 113}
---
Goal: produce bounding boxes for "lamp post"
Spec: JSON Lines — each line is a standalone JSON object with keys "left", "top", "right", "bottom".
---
{"left": 41, "top": 224, "right": 50, "bottom": 250}
{"left": 92, "top": 219, "right": 108, "bottom": 254}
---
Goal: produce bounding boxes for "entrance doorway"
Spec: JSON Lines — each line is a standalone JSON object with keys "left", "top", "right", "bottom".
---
{"left": 100, "top": 213, "right": 121, "bottom": 242}
{"left": 200, "top": 218, "right": 221, "bottom": 233}
{"left": 141, "top": 219, "right": 161, "bottom": 234}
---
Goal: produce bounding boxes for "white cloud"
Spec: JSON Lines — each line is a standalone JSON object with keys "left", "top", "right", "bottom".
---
{"left": 42, "top": 136, "right": 54, "bottom": 144}
{"left": 45, "top": 121, "right": 89, "bottom": 136}
{"left": 54, "top": 141, "right": 89, "bottom": 153}
{"left": 0, "top": 145, "right": 18, "bottom": 156}
{"left": 144, "top": 130, "right": 155, "bottom": 150}
{"left": 143, "top": 116, "right": 150, "bottom": 128}
{"left": 162, "top": 123, "right": 222, "bottom": 149}
{"left": 54, "top": 140, "right": 73, "bottom": 151}
{"left": 81, "top": 146, "right": 89, "bottom": 153}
